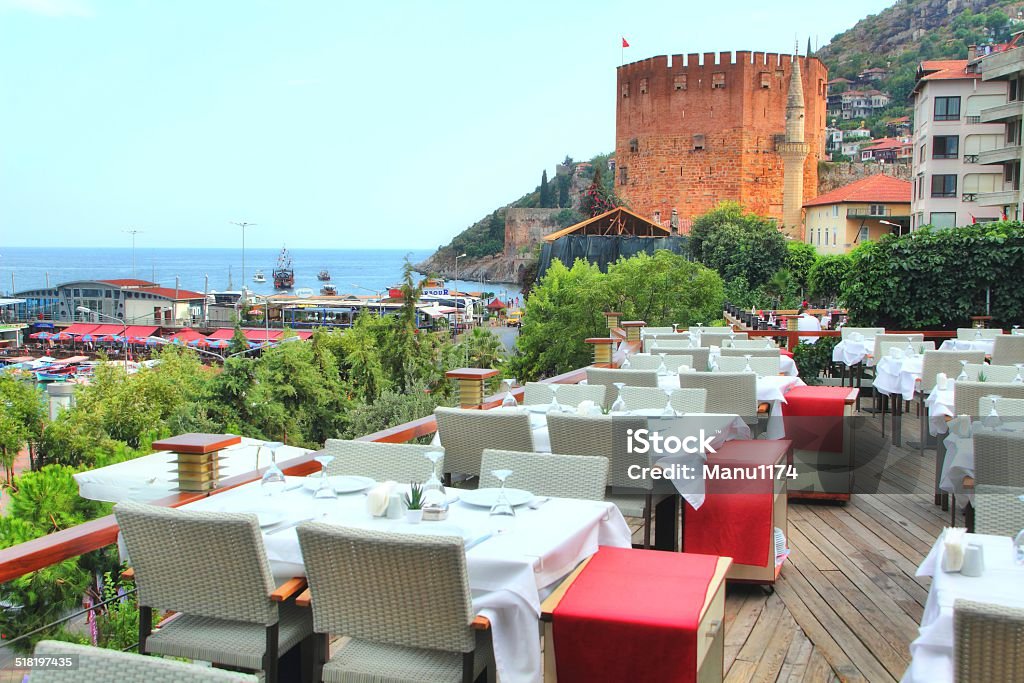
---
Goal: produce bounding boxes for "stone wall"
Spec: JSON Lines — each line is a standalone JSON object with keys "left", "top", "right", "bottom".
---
{"left": 818, "top": 161, "right": 912, "bottom": 194}
{"left": 503, "top": 208, "right": 565, "bottom": 256}
{"left": 615, "top": 52, "right": 828, "bottom": 231}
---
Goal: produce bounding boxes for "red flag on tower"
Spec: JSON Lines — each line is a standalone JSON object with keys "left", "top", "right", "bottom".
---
{"left": 622, "top": 37, "right": 630, "bottom": 48}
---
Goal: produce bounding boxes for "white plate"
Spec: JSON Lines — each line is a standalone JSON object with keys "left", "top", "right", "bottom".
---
{"left": 236, "top": 510, "right": 287, "bottom": 528}
{"left": 302, "top": 475, "right": 376, "bottom": 494}
{"left": 459, "top": 487, "right": 534, "bottom": 508}
{"left": 397, "top": 483, "right": 460, "bottom": 505}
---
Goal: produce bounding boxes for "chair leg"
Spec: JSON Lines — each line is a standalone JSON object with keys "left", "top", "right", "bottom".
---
{"left": 264, "top": 623, "right": 280, "bottom": 683}
{"left": 462, "top": 650, "right": 475, "bottom": 683}
{"left": 643, "top": 502, "right": 652, "bottom": 549}
{"left": 138, "top": 605, "right": 152, "bottom": 655}
{"left": 312, "top": 633, "right": 328, "bottom": 683}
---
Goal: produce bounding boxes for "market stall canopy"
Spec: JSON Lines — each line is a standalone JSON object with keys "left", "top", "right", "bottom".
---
{"left": 486, "top": 299, "right": 507, "bottom": 311}
{"left": 542, "top": 206, "right": 672, "bottom": 241}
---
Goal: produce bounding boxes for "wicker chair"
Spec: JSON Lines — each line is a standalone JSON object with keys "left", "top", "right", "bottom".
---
{"left": 653, "top": 346, "right": 711, "bottom": 371}
{"left": 31, "top": 640, "right": 258, "bottom": 683}
{"left": 619, "top": 386, "right": 707, "bottom": 414}
{"left": 643, "top": 337, "right": 694, "bottom": 353}
{"left": 722, "top": 339, "right": 777, "bottom": 350}
{"left": 640, "top": 326, "right": 675, "bottom": 336}
{"left": 433, "top": 407, "right": 534, "bottom": 479}
{"left": 546, "top": 412, "right": 657, "bottom": 546}
{"left": 479, "top": 449, "right": 608, "bottom": 500}
{"left": 972, "top": 484, "right": 1024, "bottom": 537}
{"left": 840, "top": 326, "right": 885, "bottom": 341}
{"left": 626, "top": 354, "right": 694, "bottom": 373}
{"left": 322, "top": 440, "right": 441, "bottom": 482}
{"left": 585, "top": 368, "right": 659, "bottom": 408}
{"left": 715, "top": 355, "right": 780, "bottom": 376}
{"left": 993, "top": 335, "right": 1024, "bottom": 366}
{"left": 700, "top": 332, "right": 748, "bottom": 348}
{"left": 954, "top": 598, "right": 1024, "bottom": 682}
{"left": 720, "top": 347, "right": 781, "bottom": 359}
{"left": 522, "top": 382, "right": 605, "bottom": 408}
{"left": 920, "top": 351, "right": 987, "bottom": 392}
{"left": 112, "top": 502, "right": 313, "bottom": 683}
{"left": 879, "top": 340, "right": 935, "bottom": 358}
{"left": 954, "top": 382, "right": 1024, "bottom": 419}
{"left": 978, "top": 396, "right": 1024, "bottom": 417}
{"left": 689, "top": 326, "right": 732, "bottom": 336}
{"left": 678, "top": 372, "right": 758, "bottom": 424}
{"left": 956, "top": 327, "right": 1004, "bottom": 340}
{"left": 295, "top": 525, "right": 494, "bottom": 683}
{"left": 870, "top": 334, "right": 924, "bottom": 363}
{"left": 963, "top": 363, "right": 1019, "bottom": 383}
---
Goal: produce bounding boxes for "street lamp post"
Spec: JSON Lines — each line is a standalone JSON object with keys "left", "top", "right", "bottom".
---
{"left": 124, "top": 229, "right": 143, "bottom": 278}
{"left": 230, "top": 221, "right": 257, "bottom": 292}
{"left": 454, "top": 253, "right": 466, "bottom": 340}
{"left": 77, "top": 306, "right": 128, "bottom": 371}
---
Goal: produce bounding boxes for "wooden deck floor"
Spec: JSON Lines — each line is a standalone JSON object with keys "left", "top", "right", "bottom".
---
{"left": 683, "top": 410, "right": 944, "bottom": 683}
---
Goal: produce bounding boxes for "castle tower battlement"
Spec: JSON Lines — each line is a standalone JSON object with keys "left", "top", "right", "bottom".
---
{"left": 614, "top": 51, "right": 827, "bottom": 232}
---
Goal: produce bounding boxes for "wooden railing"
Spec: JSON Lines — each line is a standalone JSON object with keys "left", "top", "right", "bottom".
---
{"left": 0, "top": 330, "right": 636, "bottom": 585}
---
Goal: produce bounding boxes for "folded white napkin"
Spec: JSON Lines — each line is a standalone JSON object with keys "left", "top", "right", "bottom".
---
{"left": 576, "top": 400, "right": 601, "bottom": 416}
{"left": 936, "top": 372, "right": 949, "bottom": 390}
{"left": 941, "top": 527, "right": 967, "bottom": 572}
{"left": 366, "top": 481, "right": 397, "bottom": 517}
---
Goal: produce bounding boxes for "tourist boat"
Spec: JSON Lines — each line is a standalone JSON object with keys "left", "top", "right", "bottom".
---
{"left": 252, "top": 270, "right": 266, "bottom": 283}
{"left": 317, "top": 269, "right": 331, "bottom": 281}
{"left": 272, "top": 247, "right": 295, "bottom": 289}
{"left": 320, "top": 284, "right": 337, "bottom": 296}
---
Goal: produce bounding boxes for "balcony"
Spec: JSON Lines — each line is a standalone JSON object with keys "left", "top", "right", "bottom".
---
{"left": 979, "top": 101, "right": 1024, "bottom": 123}
{"left": 846, "top": 207, "right": 892, "bottom": 217}
{"left": 976, "top": 189, "right": 1022, "bottom": 206}
{"left": 963, "top": 193, "right": 978, "bottom": 202}
{"left": 977, "top": 145, "right": 1023, "bottom": 165}
{"left": 980, "top": 47, "right": 1024, "bottom": 80}
{"left": 964, "top": 154, "right": 980, "bottom": 163}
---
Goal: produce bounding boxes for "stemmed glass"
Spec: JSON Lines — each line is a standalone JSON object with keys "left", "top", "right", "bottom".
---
{"left": 422, "top": 451, "right": 446, "bottom": 504}
{"left": 547, "top": 384, "right": 564, "bottom": 414}
{"left": 312, "top": 454, "right": 338, "bottom": 517}
{"left": 656, "top": 352, "right": 669, "bottom": 376}
{"left": 957, "top": 360, "right": 969, "bottom": 382}
{"left": 974, "top": 328, "right": 983, "bottom": 341}
{"left": 259, "top": 441, "right": 286, "bottom": 496}
{"left": 662, "top": 387, "right": 677, "bottom": 418}
{"left": 984, "top": 395, "right": 1002, "bottom": 429}
{"left": 671, "top": 323, "right": 679, "bottom": 334}
{"left": 488, "top": 469, "right": 516, "bottom": 533}
{"left": 1014, "top": 325, "right": 1021, "bottom": 336}
{"left": 1014, "top": 363, "right": 1024, "bottom": 384}
{"left": 501, "top": 378, "right": 518, "bottom": 408}
{"left": 728, "top": 330, "right": 737, "bottom": 347}
{"left": 743, "top": 354, "right": 754, "bottom": 374}
{"left": 621, "top": 349, "right": 632, "bottom": 369}
{"left": 610, "top": 382, "right": 627, "bottom": 413}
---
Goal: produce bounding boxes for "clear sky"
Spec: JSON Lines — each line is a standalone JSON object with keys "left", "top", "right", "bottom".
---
{"left": 0, "top": 0, "right": 895, "bottom": 250}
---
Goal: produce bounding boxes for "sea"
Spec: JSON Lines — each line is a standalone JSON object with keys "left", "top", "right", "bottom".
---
{"left": 0, "top": 247, "right": 522, "bottom": 300}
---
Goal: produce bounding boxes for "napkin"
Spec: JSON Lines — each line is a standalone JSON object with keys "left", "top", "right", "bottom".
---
{"left": 576, "top": 400, "right": 601, "bottom": 416}
{"left": 366, "top": 481, "right": 397, "bottom": 517}
{"left": 941, "top": 527, "right": 967, "bottom": 572}
{"left": 936, "top": 372, "right": 948, "bottom": 390}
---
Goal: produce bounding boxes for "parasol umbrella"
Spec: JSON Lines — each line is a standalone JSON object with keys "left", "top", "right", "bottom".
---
{"left": 486, "top": 298, "right": 506, "bottom": 311}
{"left": 30, "top": 332, "right": 48, "bottom": 340}
{"left": 54, "top": 332, "right": 73, "bottom": 342}
{"left": 81, "top": 334, "right": 96, "bottom": 342}
{"left": 207, "top": 339, "right": 230, "bottom": 349}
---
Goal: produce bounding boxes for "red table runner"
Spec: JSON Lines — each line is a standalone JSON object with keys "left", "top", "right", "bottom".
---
{"left": 552, "top": 547, "right": 719, "bottom": 683}
{"left": 683, "top": 440, "right": 786, "bottom": 567}
{"left": 780, "top": 348, "right": 794, "bottom": 358}
{"left": 781, "top": 385, "right": 849, "bottom": 454}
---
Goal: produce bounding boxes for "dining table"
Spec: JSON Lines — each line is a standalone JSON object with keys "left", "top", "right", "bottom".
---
{"left": 938, "top": 338, "right": 996, "bottom": 355}
{"left": 180, "top": 476, "right": 632, "bottom": 683}
{"left": 832, "top": 337, "right": 876, "bottom": 367}
{"left": 902, "top": 532, "right": 1024, "bottom": 683}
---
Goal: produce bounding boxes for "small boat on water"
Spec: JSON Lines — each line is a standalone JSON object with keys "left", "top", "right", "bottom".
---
{"left": 273, "top": 247, "right": 295, "bottom": 289}
{"left": 320, "top": 284, "right": 337, "bottom": 296}
{"left": 317, "top": 269, "right": 331, "bottom": 282}
{"left": 253, "top": 270, "right": 266, "bottom": 283}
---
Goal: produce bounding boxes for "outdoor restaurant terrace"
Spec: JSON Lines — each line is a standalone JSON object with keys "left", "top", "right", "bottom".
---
{"left": 2, "top": 312, "right": 1023, "bottom": 683}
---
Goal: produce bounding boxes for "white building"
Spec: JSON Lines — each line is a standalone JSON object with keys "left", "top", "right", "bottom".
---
{"left": 978, "top": 45, "right": 1024, "bottom": 221}
{"left": 910, "top": 59, "right": 1007, "bottom": 229}
{"left": 13, "top": 279, "right": 207, "bottom": 326}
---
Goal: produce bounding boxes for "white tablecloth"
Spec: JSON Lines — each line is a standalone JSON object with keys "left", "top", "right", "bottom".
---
{"left": 182, "top": 479, "right": 632, "bottom": 683}
{"left": 833, "top": 338, "right": 873, "bottom": 367}
{"left": 939, "top": 339, "right": 995, "bottom": 354}
{"left": 74, "top": 438, "right": 311, "bottom": 502}
{"left": 925, "top": 386, "right": 956, "bottom": 436}
{"left": 939, "top": 420, "right": 1024, "bottom": 507}
{"left": 903, "top": 533, "right": 1024, "bottom": 683}
{"left": 874, "top": 354, "right": 924, "bottom": 401}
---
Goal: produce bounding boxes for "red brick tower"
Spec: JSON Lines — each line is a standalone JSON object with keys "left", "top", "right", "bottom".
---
{"left": 614, "top": 51, "right": 828, "bottom": 234}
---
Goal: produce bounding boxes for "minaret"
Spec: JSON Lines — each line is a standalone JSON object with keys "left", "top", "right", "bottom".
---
{"left": 778, "top": 46, "right": 810, "bottom": 239}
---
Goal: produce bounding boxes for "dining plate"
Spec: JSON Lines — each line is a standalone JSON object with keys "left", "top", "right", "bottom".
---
{"left": 458, "top": 487, "right": 534, "bottom": 508}
{"left": 302, "top": 475, "right": 376, "bottom": 494}
{"left": 243, "top": 511, "right": 287, "bottom": 528}
{"left": 397, "top": 483, "right": 460, "bottom": 505}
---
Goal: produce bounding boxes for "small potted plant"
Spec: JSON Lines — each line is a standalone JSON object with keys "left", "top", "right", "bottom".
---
{"left": 404, "top": 483, "right": 425, "bottom": 524}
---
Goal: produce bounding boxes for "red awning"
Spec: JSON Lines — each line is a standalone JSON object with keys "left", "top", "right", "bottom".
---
{"left": 207, "top": 328, "right": 283, "bottom": 341}
{"left": 295, "top": 331, "right": 313, "bottom": 340}
{"left": 91, "top": 324, "right": 127, "bottom": 335}
{"left": 63, "top": 323, "right": 100, "bottom": 336}
{"left": 123, "top": 326, "right": 159, "bottom": 338}
{"left": 170, "top": 328, "right": 205, "bottom": 342}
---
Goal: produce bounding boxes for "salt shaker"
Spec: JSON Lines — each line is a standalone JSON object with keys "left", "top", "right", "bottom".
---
{"left": 386, "top": 492, "right": 403, "bottom": 520}
{"left": 961, "top": 543, "right": 985, "bottom": 577}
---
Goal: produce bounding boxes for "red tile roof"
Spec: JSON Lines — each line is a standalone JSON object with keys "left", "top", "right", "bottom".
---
{"left": 803, "top": 174, "right": 912, "bottom": 208}
{"left": 144, "top": 287, "right": 207, "bottom": 300}
{"left": 918, "top": 60, "right": 978, "bottom": 82}
{"left": 99, "top": 279, "right": 157, "bottom": 287}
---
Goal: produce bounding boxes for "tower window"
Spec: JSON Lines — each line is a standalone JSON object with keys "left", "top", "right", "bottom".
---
{"left": 653, "top": 210, "right": 661, "bottom": 224}
{"left": 692, "top": 134, "right": 706, "bottom": 151}
{"left": 622, "top": 82, "right": 630, "bottom": 98}
{"left": 619, "top": 166, "right": 628, "bottom": 185}
{"left": 629, "top": 138, "right": 639, "bottom": 153}
{"left": 674, "top": 75, "right": 687, "bottom": 91}
{"left": 712, "top": 72, "right": 726, "bottom": 89}
{"left": 639, "top": 78, "right": 648, "bottom": 95}
{"left": 760, "top": 72, "right": 771, "bottom": 89}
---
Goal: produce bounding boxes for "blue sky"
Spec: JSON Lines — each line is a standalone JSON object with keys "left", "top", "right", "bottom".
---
{"left": 0, "top": 0, "right": 894, "bottom": 249}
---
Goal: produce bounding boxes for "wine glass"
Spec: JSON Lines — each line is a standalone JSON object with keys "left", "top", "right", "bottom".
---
{"left": 662, "top": 387, "right": 677, "bottom": 418}
{"left": 501, "top": 378, "right": 518, "bottom": 408}
{"left": 743, "top": 354, "right": 754, "bottom": 374}
{"left": 422, "top": 451, "right": 446, "bottom": 505}
{"left": 974, "top": 328, "right": 983, "bottom": 341}
{"left": 620, "top": 349, "right": 632, "bottom": 369}
{"left": 259, "top": 441, "right": 286, "bottom": 496}
{"left": 547, "top": 384, "right": 564, "bottom": 413}
{"left": 957, "top": 360, "right": 969, "bottom": 382}
{"left": 984, "top": 395, "right": 1002, "bottom": 429}
{"left": 671, "top": 323, "right": 679, "bottom": 334}
{"left": 904, "top": 339, "right": 914, "bottom": 356}
{"left": 610, "top": 382, "right": 627, "bottom": 413}
{"left": 1013, "top": 325, "right": 1021, "bottom": 336}
{"left": 656, "top": 352, "right": 669, "bottom": 376}
{"left": 728, "top": 330, "right": 737, "bottom": 347}
{"left": 488, "top": 469, "right": 516, "bottom": 533}
{"left": 1014, "top": 363, "right": 1024, "bottom": 384}
{"left": 312, "top": 454, "right": 338, "bottom": 517}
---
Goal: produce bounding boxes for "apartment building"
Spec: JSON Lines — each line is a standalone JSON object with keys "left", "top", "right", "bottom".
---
{"left": 979, "top": 45, "right": 1024, "bottom": 221}
{"left": 910, "top": 59, "right": 1006, "bottom": 229}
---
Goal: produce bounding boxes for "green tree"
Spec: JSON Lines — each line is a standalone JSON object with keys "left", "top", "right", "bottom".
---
{"left": 0, "top": 375, "right": 46, "bottom": 481}
{"left": 692, "top": 203, "right": 787, "bottom": 288}
{"left": 605, "top": 251, "right": 723, "bottom": 327}
{"left": 808, "top": 253, "right": 852, "bottom": 303}
{"left": 228, "top": 322, "right": 249, "bottom": 357}
{"left": 539, "top": 169, "right": 552, "bottom": 208}
{"left": 785, "top": 241, "right": 818, "bottom": 295}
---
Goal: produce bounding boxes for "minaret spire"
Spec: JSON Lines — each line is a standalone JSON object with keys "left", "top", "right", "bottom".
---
{"left": 777, "top": 48, "right": 810, "bottom": 239}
